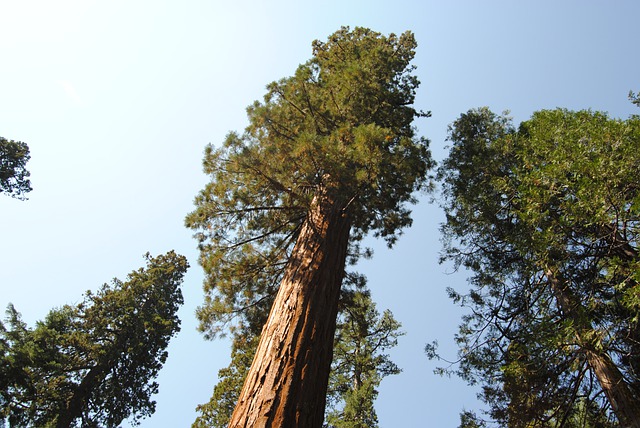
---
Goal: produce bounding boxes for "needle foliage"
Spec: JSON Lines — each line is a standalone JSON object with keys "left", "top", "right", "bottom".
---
{"left": 433, "top": 105, "right": 640, "bottom": 427}
{"left": 0, "top": 137, "right": 31, "bottom": 200}
{"left": 0, "top": 251, "right": 188, "bottom": 427}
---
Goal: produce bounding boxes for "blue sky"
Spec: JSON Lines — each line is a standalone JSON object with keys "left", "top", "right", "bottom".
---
{"left": 1, "top": 1, "right": 638, "bottom": 426}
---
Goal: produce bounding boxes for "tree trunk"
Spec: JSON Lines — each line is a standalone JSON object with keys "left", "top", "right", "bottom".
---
{"left": 584, "top": 349, "right": 640, "bottom": 428}
{"left": 56, "top": 365, "right": 105, "bottom": 428}
{"left": 228, "top": 190, "right": 351, "bottom": 428}
{"left": 545, "top": 269, "right": 640, "bottom": 428}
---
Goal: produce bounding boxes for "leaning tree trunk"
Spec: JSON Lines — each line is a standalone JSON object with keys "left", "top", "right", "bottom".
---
{"left": 584, "top": 349, "right": 640, "bottom": 428}
{"left": 545, "top": 269, "right": 640, "bottom": 428}
{"left": 56, "top": 365, "right": 106, "bottom": 428}
{"left": 228, "top": 190, "right": 351, "bottom": 428}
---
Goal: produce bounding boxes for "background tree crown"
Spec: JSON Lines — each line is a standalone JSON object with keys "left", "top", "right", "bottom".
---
{"left": 0, "top": 137, "right": 32, "bottom": 200}
{"left": 0, "top": 251, "right": 189, "bottom": 428}
{"left": 434, "top": 106, "right": 640, "bottom": 426}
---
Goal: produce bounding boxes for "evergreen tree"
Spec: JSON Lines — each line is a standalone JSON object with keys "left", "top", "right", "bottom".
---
{"left": 325, "top": 289, "right": 403, "bottom": 428}
{"left": 0, "top": 137, "right": 31, "bottom": 199}
{"left": 0, "top": 251, "right": 188, "bottom": 427}
{"left": 434, "top": 106, "right": 640, "bottom": 427}
{"left": 186, "top": 26, "right": 432, "bottom": 427}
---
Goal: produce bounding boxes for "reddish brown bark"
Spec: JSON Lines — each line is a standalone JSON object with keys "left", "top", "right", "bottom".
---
{"left": 228, "top": 191, "right": 351, "bottom": 428}
{"left": 584, "top": 350, "right": 640, "bottom": 428}
{"left": 546, "top": 269, "right": 640, "bottom": 428}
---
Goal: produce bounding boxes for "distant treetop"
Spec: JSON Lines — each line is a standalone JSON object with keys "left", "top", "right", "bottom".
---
{"left": 0, "top": 137, "right": 32, "bottom": 200}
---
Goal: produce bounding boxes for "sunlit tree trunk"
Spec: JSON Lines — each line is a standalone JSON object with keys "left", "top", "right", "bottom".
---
{"left": 546, "top": 269, "right": 640, "bottom": 428}
{"left": 228, "top": 190, "right": 351, "bottom": 428}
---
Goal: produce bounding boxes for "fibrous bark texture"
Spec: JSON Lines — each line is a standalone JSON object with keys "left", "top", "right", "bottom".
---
{"left": 228, "top": 192, "right": 351, "bottom": 428}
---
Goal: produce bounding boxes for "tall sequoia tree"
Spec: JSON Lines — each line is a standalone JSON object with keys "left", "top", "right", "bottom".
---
{"left": 186, "top": 27, "right": 432, "bottom": 427}
{"left": 434, "top": 107, "right": 640, "bottom": 427}
{"left": 0, "top": 251, "right": 188, "bottom": 427}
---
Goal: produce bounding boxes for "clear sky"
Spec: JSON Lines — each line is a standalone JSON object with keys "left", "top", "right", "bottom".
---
{"left": 1, "top": 1, "right": 638, "bottom": 426}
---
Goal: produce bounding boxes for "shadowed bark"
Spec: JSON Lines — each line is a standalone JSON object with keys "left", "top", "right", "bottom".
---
{"left": 55, "top": 365, "right": 106, "bottom": 428}
{"left": 546, "top": 269, "right": 640, "bottom": 428}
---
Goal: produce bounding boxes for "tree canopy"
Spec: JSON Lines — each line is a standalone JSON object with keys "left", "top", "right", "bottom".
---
{"left": 186, "top": 26, "right": 432, "bottom": 339}
{"left": 433, "top": 106, "right": 640, "bottom": 427}
{"left": 0, "top": 137, "right": 31, "bottom": 200}
{"left": 0, "top": 251, "right": 189, "bottom": 427}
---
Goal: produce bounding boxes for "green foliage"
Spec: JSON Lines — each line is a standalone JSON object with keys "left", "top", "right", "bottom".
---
{"left": 325, "top": 290, "right": 403, "bottom": 428}
{"left": 0, "top": 137, "right": 31, "bottom": 199}
{"left": 629, "top": 90, "right": 640, "bottom": 108}
{"left": 185, "top": 26, "right": 433, "bottom": 340}
{"left": 0, "top": 251, "right": 189, "bottom": 427}
{"left": 435, "top": 107, "right": 639, "bottom": 426}
{"left": 458, "top": 411, "right": 487, "bottom": 428}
